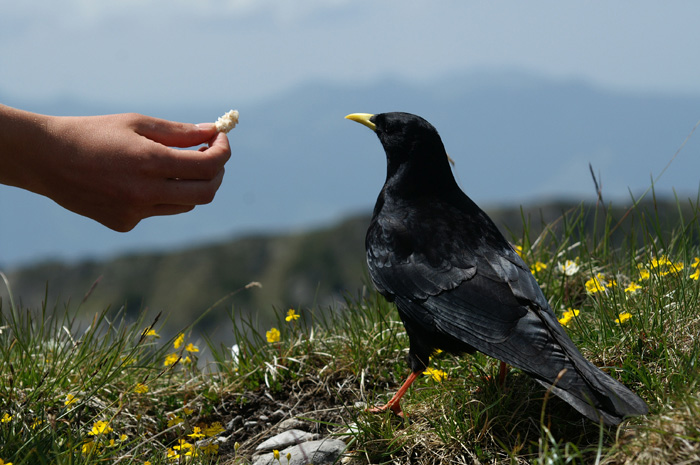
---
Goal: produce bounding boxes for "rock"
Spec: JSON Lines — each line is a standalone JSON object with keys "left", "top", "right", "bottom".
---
{"left": 252, "top": 438, "right": 347, "bottom": 465}
{"left": 256, "top": 429, "right": 318, "bottom": 451}
{"left": 227, "top": 415, "right": 244, "bottom": 431}
{"left": 269, "top": 409, "right": 285, "bottom": 422}
{"left": 278, "top": 418, "right": 308, "bottom": 431}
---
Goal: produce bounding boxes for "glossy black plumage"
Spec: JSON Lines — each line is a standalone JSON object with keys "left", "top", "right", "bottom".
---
{"left": 348, "top": 111, "right": 648, "bottom": 425}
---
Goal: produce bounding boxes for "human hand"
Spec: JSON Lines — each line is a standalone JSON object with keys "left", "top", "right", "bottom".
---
{"left": 1, "top": 108, "right": 231, "bottom": 232}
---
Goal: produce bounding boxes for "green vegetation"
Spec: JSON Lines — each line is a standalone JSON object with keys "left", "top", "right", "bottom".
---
{"left": 1, "top": 193, "right": 700, "bottom": 464}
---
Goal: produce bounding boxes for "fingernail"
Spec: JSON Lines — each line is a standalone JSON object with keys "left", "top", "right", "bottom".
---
{"left": 196, "top": 122, "right": 215, "bottom": 130}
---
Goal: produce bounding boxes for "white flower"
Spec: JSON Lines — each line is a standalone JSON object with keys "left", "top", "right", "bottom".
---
{"left": 557, "top": 259, "right": 580, "bottom": 276}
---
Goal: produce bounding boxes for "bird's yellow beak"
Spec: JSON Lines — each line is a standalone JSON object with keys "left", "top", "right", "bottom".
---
{"left": 345, "top": 113, "right": 376, "bottom": 131}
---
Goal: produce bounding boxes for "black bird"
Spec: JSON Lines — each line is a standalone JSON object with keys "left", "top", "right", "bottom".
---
{"left": 345, "top": 112, "right": 649, "bottom": 425}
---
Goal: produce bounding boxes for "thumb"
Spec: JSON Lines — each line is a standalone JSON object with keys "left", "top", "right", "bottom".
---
{"left": 134, "top": 116, "right": 218, "bottom": 148}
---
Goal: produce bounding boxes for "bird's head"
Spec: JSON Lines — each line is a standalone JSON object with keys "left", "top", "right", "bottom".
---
{"left": 345, "top": 112, "right": 455, "bottom": 191}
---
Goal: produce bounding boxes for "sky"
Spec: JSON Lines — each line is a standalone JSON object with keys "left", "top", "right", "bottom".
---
{"left": 2, "top": 1, "right": 700, "bottom": 267}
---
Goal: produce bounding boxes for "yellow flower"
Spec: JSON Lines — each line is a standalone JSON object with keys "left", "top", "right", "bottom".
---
{"left": 203, "top": 422, "right": 225, "bottom": 437}
{"left": 514, "top": 245, "right": 523, "bottom": 257}
{"left": 690, "top": 268, "right": 700, "bottom": 281}
{"left": 88, "top": 420, "right": 113, "bottom": 436}
{"left": 530, "top": 262, "right": 548, "bottom": 273}
{"left": 0, "top": 459, "right": 14, "bottom": 465}
{"left": 615, "top": 312, "right": 632, "bottom": 324}
{"left": 64, "top": 394, "right": 78, "bottom": 406}
{"left": 174, "top": 333, "right": 185, "bottom": 349}
{"left": 180, "top": 356, "right": 192, "bottom": 364}
{"left": 188, "top": 426, "right": 205, "bottom": 439}
{"left": 424, "top": 367, "right": 447, "bottom": 382}
{"left": 173, "top": 439, "right": 193, "bottom": 451}
{"left": 585, "top": 274, "right": 607, "bottom": 294}
{"left": 183, "top": 406, "right": 194, "bottom": 415}
{"left": 1, "top": 413, "right": 12, "bottom": 423}
{"left": 119, "top": 434, "right": 128, "bottom": 441}
{"left": 625, "top": 282, "right": 642, "bottom": 293}
{"left": 266, "top": 327, "right": 281, "bottom": 343}
{"left": 285, "top": 308, "right": 300, "bottom": 322}
{"left": 134, "top": 383, "right": 149, "bottom": 394}
{"left": 558, "top": 308, "right": 580, "bottom": 327}
{"left": 81, "top": 440, "right": 97, "bottom": 455}
{"left": 201, "top": 441, "right": 219, "bottom": 454}
{"left": 651, "top": 256, "right": 670, "bottom": 268}
{"left": 691, "top": 257, "right": 700, "bottom": 268}
{"left": 31, "top": 419, "right": 43, "bottom": 430}
{"left": 164, "top": 353, "right": 179, "bottom": 366}
{"left": 142, "top": 328, "right": 160, "bottom": 338}
{"left": 273, "top": 449, "right": 280, "bottom": 460}
{"left": 167, "top": 415, "right": 184, "bottom": 427}
{"left": 185, "top": 343, "right": 199, "bottom": 353}
{"left": 638, "top": 268, "right": 650, "bottom": 281}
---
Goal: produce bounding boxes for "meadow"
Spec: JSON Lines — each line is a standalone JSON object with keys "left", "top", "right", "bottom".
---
{"left": 1, "top": 191, "right": 699, "bottom": 464}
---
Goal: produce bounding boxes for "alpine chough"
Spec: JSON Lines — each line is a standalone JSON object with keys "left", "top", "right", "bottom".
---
{"left": 345, "top": 111, "right": 648, "bottom": 425}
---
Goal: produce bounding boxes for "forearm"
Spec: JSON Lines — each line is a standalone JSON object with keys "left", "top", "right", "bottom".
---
{"left": 0, "top": 104, "right": 55, "bottom": 194}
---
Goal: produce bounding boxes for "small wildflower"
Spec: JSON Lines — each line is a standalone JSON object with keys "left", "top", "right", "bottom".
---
{"left": 180, "top": 356, "right": 192, "bottom": 364}
{"left": 585, "top": 274, "right": 607, "bottom": 294}
{"left": 692, "top": 257, "right": 700, "bottom": 268}
{"left": 81, "top": 440, "right": 98, "bottom": 455}
{"left": 638, "top": 268, "right": 650, "bottom": 281}
{"left": 164, "top": 353, "right": 179, "bottom": 366}
{"left": 690, "top": 268, "right": 700, "bottom": 281}
{"left": 285, "top": 308, "right": 300, "bottom": 322}
{"left": 557, "top": 259, "right": 580, "bottom": 276}
{"left": 513, "top": 245, "right": 523, "bottom": 257}
{"left": 188, "top": 426, "right": 205, "bottom": 439}
{"left": 615, "top": 312, "right": 633, "bottom": 324}
{"left": 142, "top": 328, "right": 160, "bottom": 338}
{"left": 31, "top": 419, "right": 43, "bottom": 429}
{"left": 183, "top": 406, "right": 194, "bottom": 416}
{"left": 287, "top": 452, "right": 292, "bottom": 462}
{"left": 134, "top": 383, "right": 149, "bottom": 394}
{"left": 185, "top": 343, "right": 199, "bottom": 353}
{"left": 203, "top": 422, "right": 225, "bottom": 437}
{"left": 167, "top": 415, "right": 184, "bottom": 428}
{"left": 119, "top": 434, "right": 128, "bottom": 441}
{"left": 558, "top": 308, "right": 580, "bottom": 327}
{"left": 273, "top": 449, "right": 280, "bottom": 460}
{"left": 424, "top": 367, "right": 447, "bottom": 382}
{"left": 88, "top": 420, "right": 113, "bottom": 436}
{"left": 625, "top": 282, "right": 642, "bottom": 294}
{"left": 201, "top": 442, "right": 219, "bottom": 455}
{"left": 650, "top": 256, "right": 670, "bottom": 269}
{"left": 64, "top": 394, "right": 78, "bottom": 406}
{"left": 0, "top": 459, "right": 13, "bottom": 465}
{"left": 1, "top": 413, "right": 12, "bottom": 423}
{"left": 173, "top": 439, "right": 195, "bottom": 453}
{"left": 266, "top": 327, "right": 281, "bottom": 343}
{"left": 530, "top": 261, "right": 548, "bottom": 274}
{"left": 174, "top": 333, "right": 185, "bottom": 349}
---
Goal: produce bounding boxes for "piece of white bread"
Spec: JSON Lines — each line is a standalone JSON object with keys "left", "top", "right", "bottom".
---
{"left": 214, "top": 110, "right": 239, "bottom": 133}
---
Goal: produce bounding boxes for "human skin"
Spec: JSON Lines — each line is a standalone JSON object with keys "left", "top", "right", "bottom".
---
{"left": 0, "top": 104, "right": 231, "bottom": 232}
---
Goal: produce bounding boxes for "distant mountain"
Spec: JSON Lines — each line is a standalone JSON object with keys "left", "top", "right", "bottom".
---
{"left": 2, "top": 198, "right": 696, "bottom": 345}
{"left": 2, "top": 71, "right": 699, "bottom": 267}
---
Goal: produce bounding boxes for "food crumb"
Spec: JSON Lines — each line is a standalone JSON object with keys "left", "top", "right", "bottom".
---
{"left": 214, "top": 110, "right": 239, "bottom": 133}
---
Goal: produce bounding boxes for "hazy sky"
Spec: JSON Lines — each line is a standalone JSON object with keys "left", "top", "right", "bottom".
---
{"left": 2, "top": 1, "right": 700, "bottom": 267}
{"left": 3, "top": 1, "right": 700, "bottom": 106}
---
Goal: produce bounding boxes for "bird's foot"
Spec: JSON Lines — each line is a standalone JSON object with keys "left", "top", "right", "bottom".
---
{"left": 367, "top": 401, "right": 405, "bottom": 417}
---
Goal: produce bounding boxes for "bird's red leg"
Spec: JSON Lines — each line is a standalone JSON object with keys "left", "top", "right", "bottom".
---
{"left": 368, "top": 371, "right": 422, "bottom": 417}
{"left": 497, "top": 361, "right": 508, "bottom": 387}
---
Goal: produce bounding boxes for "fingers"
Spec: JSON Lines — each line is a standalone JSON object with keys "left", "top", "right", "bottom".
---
{"left": 133, "top": 115, "right": 218, "bottom": 148}
{"left": 159, "top": 132, "right": 231, "bottom": 180}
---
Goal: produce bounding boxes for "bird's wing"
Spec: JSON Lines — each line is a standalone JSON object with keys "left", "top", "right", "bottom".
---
{"left": 367, "top": 210, "right": 583, "bottom": 383}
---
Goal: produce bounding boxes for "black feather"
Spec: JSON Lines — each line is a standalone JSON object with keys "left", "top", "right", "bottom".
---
{"left": 360, "top": 112, "right": 648, "bottom": 425}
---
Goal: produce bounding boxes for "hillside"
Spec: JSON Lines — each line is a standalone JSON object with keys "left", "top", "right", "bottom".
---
{"left": 2, "top": 196, "right": 697, "bottom": 343}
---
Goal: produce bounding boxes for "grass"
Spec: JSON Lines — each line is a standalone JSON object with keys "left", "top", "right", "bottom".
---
{"left": 2, "top": 193, "right": 700, "bottom": 464}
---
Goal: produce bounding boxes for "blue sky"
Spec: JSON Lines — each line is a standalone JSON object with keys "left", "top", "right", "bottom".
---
{"left": 2, "top": 1, "right": 700, "bottom": 267}
{"left": 3, "top": 1, "right": 700, "bottom": 106}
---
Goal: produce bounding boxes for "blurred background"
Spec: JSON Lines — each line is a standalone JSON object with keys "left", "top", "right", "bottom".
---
{"left": 1, "top": 1, "right": 699, "bottom": 342}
